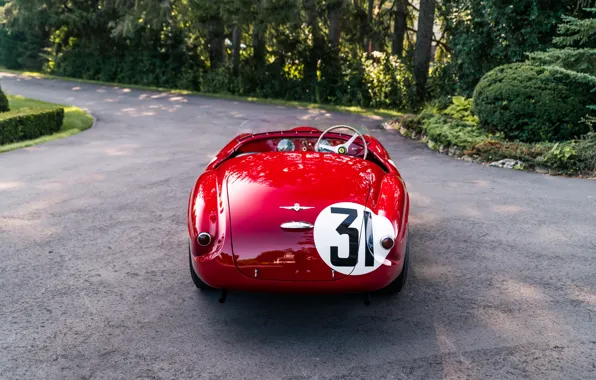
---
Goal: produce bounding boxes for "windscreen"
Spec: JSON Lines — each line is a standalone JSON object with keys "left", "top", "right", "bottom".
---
{"left": 237, "top": 116, "right": 372, "bottom": 136}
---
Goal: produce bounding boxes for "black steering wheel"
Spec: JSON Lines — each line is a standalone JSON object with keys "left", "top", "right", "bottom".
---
{"left": 315, "top": 125, "right": 368, "bottom": 160}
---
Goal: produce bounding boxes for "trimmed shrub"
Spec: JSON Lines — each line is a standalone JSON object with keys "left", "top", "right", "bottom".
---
{"left": 0, "top": 107, "right": 65, "bottom": 145}
{"left": 0, "top": 86, "right": 9, "bottom": 113}
{"left": 473, "top": 63, "right": 596, "bottom": 142}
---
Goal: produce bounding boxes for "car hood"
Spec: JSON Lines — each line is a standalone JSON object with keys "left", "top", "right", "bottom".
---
{"left": 218, "top": 152, "right": 386, "bottom": 281}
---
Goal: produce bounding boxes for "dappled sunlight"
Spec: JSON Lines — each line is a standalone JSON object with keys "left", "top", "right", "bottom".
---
{"left": 39, "top": 181, "right": 64, "bottom": 191}
{"left": 0, "top": 181, "right": 22, "bottom": 190}
{"left": 460, "top": 206, "right": 482, "bottom": 217}
{"left": 72, "top": 86, "right": 81, "bottom": 91}
{"left": 150, "top": 93, "right": 169, "bottom": 99}
{"left": 104, "top": 97, "right": 121, "bottom": 103}
{"left": 102, "top": 144, "right": 138, "bottom": 156}
{"left": 534, "top": 225, "right": 570, "bottom": 243}
{"left": 417, "top": 262, "right": 455, "bottom": 281}
{"left": 117, "top": 107, "right": 160, "bottom": 117}
{"left": 96, "top": 144, "right": 139, "bottom": 156}
{"left": 491, "top": 204, "right": 523, "bottom": 214}
{"left": 0, "top": 217, "right": 60, "bottom": 241}
{"left": 81, "top": 174, "right": 106, "bottom": 183}
{"left": 566, "top": 285, "right": 596, "bottom": 308}
{"left": 96, "top": 88, "right": 106, "bottom": 93}
{"left": 168, "top": 96, "right": 187, "bottom": 103}
{"left": 499, "top": 279, "right": 549, "bottom": 301}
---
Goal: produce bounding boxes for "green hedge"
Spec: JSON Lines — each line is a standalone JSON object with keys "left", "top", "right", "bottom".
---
{"left": 473, "top": 63, "right": 596, "bottom": 143}
{"left": 0, "top": 107, "right": 65, "bottom": 145}
{"left": 0, "top": 85, "right": 9, "bottom": 113}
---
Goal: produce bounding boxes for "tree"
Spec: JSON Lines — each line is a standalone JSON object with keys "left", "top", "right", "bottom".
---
{"left": 440, "top": 0, "right": 577, "bottom": 95}
{"left": 413, "top": 0, "right": 435, "bottom": 104}
{"left": 328, "top": 0, "right": 345, "bottom": 53}
{"left": 391, "top": 0, "right": 407, "bottom": 56}
{"left": 304, "top": 0, "right": 323, "bottom": 97}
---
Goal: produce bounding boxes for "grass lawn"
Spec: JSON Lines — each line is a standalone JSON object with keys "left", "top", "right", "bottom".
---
{"left": 0, "top": 95, "right": 94, "bottom": 153}
{"left": 0, "top": 67, "right": 403, "bottom": 119}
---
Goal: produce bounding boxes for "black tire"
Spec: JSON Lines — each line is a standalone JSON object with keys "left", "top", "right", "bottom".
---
{"left": 377, "top": 232, "right": 409, "bottom": 294}
{"left": 189, "top": 242, "right": 214, "bottom": 290}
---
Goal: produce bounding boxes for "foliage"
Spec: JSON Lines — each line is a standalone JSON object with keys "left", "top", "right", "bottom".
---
{"left": 0, "top": 0, "right": 591, "bottom": 125}
{"left": 473, "top": 63, "right": 596, "bottom": 142}
{"left": 396, "top": 108, "right": 596, "bottom": 175}
{"left": 0, "top": 84, "right": 8, "bottom": 112}
{"left": 527, "top": 8, "right": 596, "bottom": 121}
{"left": 403, "top": 107, "right": 490, "bottom": 149}
{"left": 527, "top": 48, "right": 596, "bottom": 76}
{"left": 439, "top": 0, "right": 576, "bottom": 95}
{"left": 441, "top": 96, "right": 478, "bottom": 123}
{"left": 553, "top": 8, "right": 596, "bottom": 47}
{"left": 539, "top": 133, "right": 596, "bottom": 172}
{"left": 466, "top": 139, "right": 551, "bottom": 163}
{"left": 0, "top": 106, "right": 64, "bottom": 145}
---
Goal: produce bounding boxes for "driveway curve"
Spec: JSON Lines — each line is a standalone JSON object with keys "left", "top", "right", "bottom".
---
{"left": 1, "top": 73, "right": 596, "bottom": 380}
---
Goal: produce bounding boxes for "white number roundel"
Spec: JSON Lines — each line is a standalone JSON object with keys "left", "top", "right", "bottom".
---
{"left": 313, "top": 202, "right": 395, "bottom": 275}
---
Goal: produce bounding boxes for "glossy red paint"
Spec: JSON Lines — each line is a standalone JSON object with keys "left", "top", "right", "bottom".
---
{"left": 188, "top": 126, "right": 409, "bottom": 293}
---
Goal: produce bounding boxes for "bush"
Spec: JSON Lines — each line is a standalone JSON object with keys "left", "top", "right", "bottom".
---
{"left": 398, "top": 106, "right": 596, "bottom": 176}
{"left": 0, "top": 107, "right": 65, "bottom": 145}
{"left": 403, "top": 107, "right": 491, "bottom": 149}
{"left": 441, "top": 96, "right": 479, "bottom": 123}
{"left": 0, "top": 86, "right": 9, "bottom": 113}
{"left": 473, "top": 63, "right": 596, "bottom": 142}
{"left": 539, "top": 132, "right": 596, "bottom": 173}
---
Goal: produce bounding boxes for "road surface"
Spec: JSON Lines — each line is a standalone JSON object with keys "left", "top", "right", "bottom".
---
{"left": 1, "top": 73, "right": 595, "bottom": 380}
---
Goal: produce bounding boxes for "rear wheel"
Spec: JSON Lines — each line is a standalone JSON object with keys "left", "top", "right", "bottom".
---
{"left": 189, "top": 242, "right": 213, "bottom": 290}
{"left": 378, "top": 232, "right": 409, "bottom": 294}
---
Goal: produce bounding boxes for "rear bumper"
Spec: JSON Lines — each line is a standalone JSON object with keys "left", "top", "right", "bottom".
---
{"left": 190, "top": 243, "right": 405, "bottom": 294}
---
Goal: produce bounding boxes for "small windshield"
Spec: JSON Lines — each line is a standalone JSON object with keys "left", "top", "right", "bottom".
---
{"left": 238, "top": 116, "right": 373, "bottom": 136}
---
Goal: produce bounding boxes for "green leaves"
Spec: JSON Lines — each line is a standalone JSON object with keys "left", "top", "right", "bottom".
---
{"left": 441, "top": 96, "right": 479, "bottom": 123}
{"left": 554, "top": 9, "right": 596, "bottom": 47}
{"left": 0, "top": 107, "right": 64, "bottom": 145}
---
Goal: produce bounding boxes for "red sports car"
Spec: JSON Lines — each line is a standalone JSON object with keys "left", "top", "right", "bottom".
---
{"left": 187, "top": 119, "right": 410, "bottom": 303}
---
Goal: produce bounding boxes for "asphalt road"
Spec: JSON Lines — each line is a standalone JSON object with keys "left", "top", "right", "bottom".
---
{"left": 1, "top": 73, "right": 596, "bottom": 380}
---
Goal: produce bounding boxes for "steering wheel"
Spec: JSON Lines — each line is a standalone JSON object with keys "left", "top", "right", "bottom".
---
{"left": 315, "top": 125, "right": 368, "bottom": 160}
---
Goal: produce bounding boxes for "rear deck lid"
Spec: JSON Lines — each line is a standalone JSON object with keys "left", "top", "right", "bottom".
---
{"left": 223, "top": 152, "right": 382, "bottom": 281}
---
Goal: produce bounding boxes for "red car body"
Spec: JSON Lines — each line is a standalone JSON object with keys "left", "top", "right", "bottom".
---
{"left": 187, "top": 126, "right": 410, "bottom": 294}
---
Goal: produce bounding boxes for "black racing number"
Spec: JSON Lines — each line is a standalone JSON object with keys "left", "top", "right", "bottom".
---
{"left": 363, "top": 210, "right": 375, "bottom": 267}
{"left": 330, "top": 207, "right": 359, "bottom": 267}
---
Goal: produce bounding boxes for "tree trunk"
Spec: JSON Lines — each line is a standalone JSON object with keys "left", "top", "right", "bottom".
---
{"left": 304, "top": 0, "right": 323, "bottom": 97}
{"left": 366, "top": 0, "right": 374, "bottom": 54}
{"left": 413, "top": 0, "right": 435, "bottom": 104}
{"left": 232, "top": 24, "right": 241, "bottom": 75}
{"left": 208, "top": 16, "right": 225, "bottom": 70}
{"left": 328, "top": 0, "right": 344, "bottom": 53}
{"left": 252, "top": 22, "right": 266, "bottom": 67}
{"left": 392, "top": 0, "right": 407, "bottom": 56}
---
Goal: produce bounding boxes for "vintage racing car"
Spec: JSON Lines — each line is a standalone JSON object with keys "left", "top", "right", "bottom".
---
{"left": 187, "top": 119, "right": 410, "bottom": 303}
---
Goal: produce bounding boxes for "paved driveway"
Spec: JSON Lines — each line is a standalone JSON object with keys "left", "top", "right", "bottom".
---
{"left": 1, "top": 73, "right": 595, "bottom": 379}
